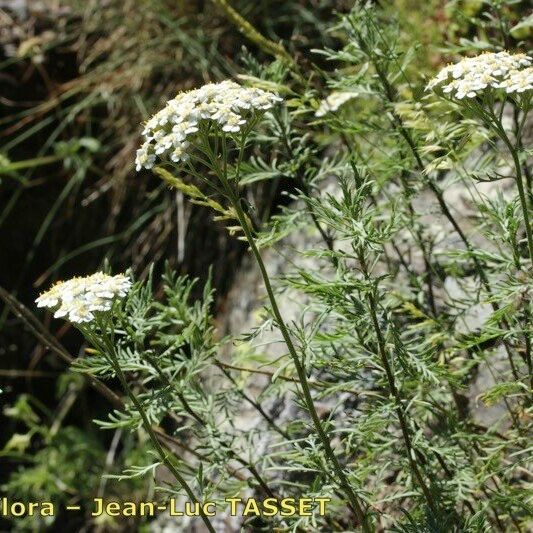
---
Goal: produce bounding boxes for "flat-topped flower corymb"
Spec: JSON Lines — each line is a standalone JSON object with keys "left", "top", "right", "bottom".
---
{"left": 426, "top": 51, "right": 532, "bottom": 99}
{"left": 135, "top": 80, "right": 282, "bottom": 171}
{"left": 36, "top": 272, "right": 131, "bottom": 323}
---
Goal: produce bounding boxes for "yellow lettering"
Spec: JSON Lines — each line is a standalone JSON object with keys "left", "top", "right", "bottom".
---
{"left": 140, "top": 502, "right": 156, "bottom": 516}
{"left": 92, "top": 498, "right": 104, "bottom": 516}
{"left": 280, "top": 498, "right": 296, "bottom": 517}
{"left": 185, "top": 502, "right": 200, "bottom": 516}
{"left": 28, "top": 503, "right": 38, "bottom": 516}
{"left": 315, "top": 497, "right": 331, "bottom": 515}
{"left": 298, "top": 498, "right": 313, "bottom": 516}
{"left": 243, "top": 498, "right": 261, "bottom": 516}
{"left": 226, "top": 498, "right": 241, "bottom": 515}
{"left": 203, "top": 502, "right": 216, "bottom": 516}
{"left": 106, "top": 502, "right": 121, "bottom": 516}
{"left": 11, "top": 503, "right": 25, "bottom": 517}
{"left": 123, "top": 502, "right": 136, "bottom": 517}
{"left": 169, "top": 498, "right": 183, "bottom": 516}
{"left": 262, "top": 498, "right": 278, "bottom": 517}
{"left": 41, "top": 503, "right": 54, "bottom": 517}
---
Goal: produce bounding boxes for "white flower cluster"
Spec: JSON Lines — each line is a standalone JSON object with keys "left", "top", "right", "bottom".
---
{"left": 135, "top": 80, "right": 282, "bottom": 171}
{"left": 500, "top": 66, "right": 533, "bottom": 94}
{"left": 36, "top": 273, "right": 132, "bottom": 323}
{"left": 315, "top": 91, "right": 358, "bottom": 117}
{"left": 427, "top": 51, "right": 532, "bottom": 99}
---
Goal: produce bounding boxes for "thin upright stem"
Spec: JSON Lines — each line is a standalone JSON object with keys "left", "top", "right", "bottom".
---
{"left": 99, "top": 334, "right": 216, "bottom": 533}
{"left": 217, "top": 362, "right": 292, "bottom": 440}
{"left": 214, "top": 151, "right": 372, "bottom": 530}
{"left": 494, "top": 124, "right": 533, "bottom": 262}
{"left": 357, "top": 252, "right": 439, "bottom": 515}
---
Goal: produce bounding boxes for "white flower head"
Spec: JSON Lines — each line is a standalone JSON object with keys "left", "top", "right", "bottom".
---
{"left": 135, "top": 81, "right": 282, "bottom": 170}
{"left": 498, "top": 66, "right": 533, "bottom": 94}
{"left": 427, "top": 51, "right": 532, "bottom": 99}
{"left": 36, "top": 273, "right": 132, "bottom": 324}
{"left": 315, "top": 91, "right": 358, "bottom": 117}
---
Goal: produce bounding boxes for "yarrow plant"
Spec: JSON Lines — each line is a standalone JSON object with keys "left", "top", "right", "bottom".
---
{"left": 35, "top": 272, "right": 218, "bottom": 532}
{"left": 127, "top": 23, "right": 533, "bottom": 526}
{"left": 137, "top": 79, "right": 373, "bottom": 530}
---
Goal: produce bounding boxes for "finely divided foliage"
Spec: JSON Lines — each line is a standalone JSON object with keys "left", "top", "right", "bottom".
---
{"left": 22, "top": 2, "right": 532, "bottom": 532}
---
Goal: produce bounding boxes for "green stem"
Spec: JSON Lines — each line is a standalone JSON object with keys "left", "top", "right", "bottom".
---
{"left": 0, "top": 154, "right": 61, "bottom": 174}
{"left": 357, "top": 252, "right": 438, "bottom": 515}
{"left": 370, "top": 74, "right": 521, "bottom": 389}
{"left": 495, "top": 126, "right": 533, "bottom": 262}
{"left": 217, "top": 362, "right": 292, "bottom": 440}
{"left": 216, "top": 166, "right": 372, "bottom": 530}
{"left": 210, "top": 0, "right": 293, "bottom": 64}
{"left": 100, "top": 335, "right": 216, "bottom": 533}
